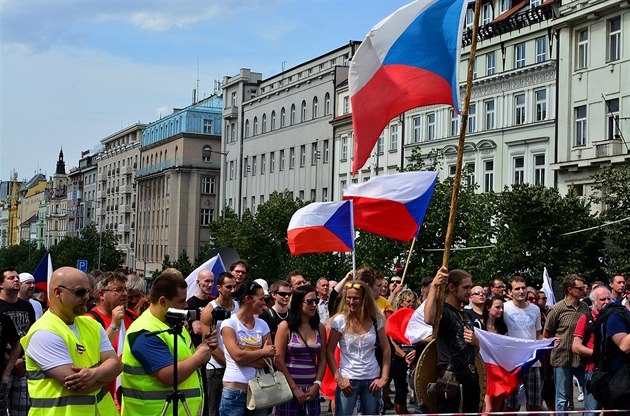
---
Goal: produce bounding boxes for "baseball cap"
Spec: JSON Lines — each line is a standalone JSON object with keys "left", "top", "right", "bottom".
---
{"left": 253, "top": 278, "right": 269, "bottom": 295}
{"left": 19, "top": 273, "right": 35, "bottom": 283}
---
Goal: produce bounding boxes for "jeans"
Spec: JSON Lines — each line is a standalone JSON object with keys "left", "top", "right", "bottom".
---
{"left": 207, "top": 368, "right": 226, "bottom": 416}
{"left": 583, "top": 370, "right": 601, "bottom": 416}
{"left": 219, "top": 386, "right": 267, "bottom": 416}
{"left": 334, "top": 379, "right": 378, "bottom": 416}
{"left": 554, "top": 366, "right": 585, "bottom": 413}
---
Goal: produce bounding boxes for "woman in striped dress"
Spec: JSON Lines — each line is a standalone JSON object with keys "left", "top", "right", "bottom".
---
{"left": 275, "top": 285, "right": 327, "bottom": 416}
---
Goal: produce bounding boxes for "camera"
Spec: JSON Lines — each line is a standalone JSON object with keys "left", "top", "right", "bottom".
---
{"left": 211, "top": 306, "right": 231, "bottom": 327}
{"left": 165, "top": 307, "right": 202, "bottom": 325}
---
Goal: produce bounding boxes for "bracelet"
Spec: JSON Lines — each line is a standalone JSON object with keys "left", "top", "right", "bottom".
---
{"left": 109, "top": 324, "right": 119, "bottom": 331}
{"left": 313, "top": 380, "right": 322, "bottom": 387}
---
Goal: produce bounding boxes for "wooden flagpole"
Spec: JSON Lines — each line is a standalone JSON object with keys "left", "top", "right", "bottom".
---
{"left": 399, "top": 236, "right": 417, "bottom": 287}
{"left": 432, "top": 0, "right": 483, "bottom": 338}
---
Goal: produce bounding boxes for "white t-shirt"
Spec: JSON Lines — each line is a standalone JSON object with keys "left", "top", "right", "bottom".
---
{"left": 503, "top": 301, "right": 542, "bottom": 367}
{"left": 207, "top": 299, "right": 240, "bottom": 370}
{"left": 25, "top": 324, "right": 112, "bottom": 371}
{"left": 221, "top": 315, "right": 269, "bottom": 384}
{"left": 330, "top": 314, "right": 383, "bottom": 380}
{"left": 29, "top": 299, "right": 43, "bottom": 320}
{"left": 405, "top": 300, "right": 433, "bottom": 344}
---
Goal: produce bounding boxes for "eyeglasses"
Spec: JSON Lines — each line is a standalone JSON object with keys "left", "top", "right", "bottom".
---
{"left": 345, "top": 282, "right": 361, "bottom": 290}
{"left": 58, "top": 285, "right": 90, "bottom": 298}
{"left": 275, "top": 291, "right": 292, "bottom": 298}
{"left": 472, "top": 290, "right": 486, "bottom": 296}
{"left": 539, "top": 297, "right": 548, "bottom": 301}
{"left": 391, "top": 280, "right": 402, "bottom": 284}
{"left": 103, "top": 287, "right": 128, "bottom": 293}
{"left": 573, "top": 286, "right": 587, "bottom": 291}
{"left": 303, "top": 298, "right": 319, "bottom": 305}
{"left": 346, "top": 296, "right": 363, "bottom": 302}
{"left": 494, "top": 285, "right": 506, "bottom": 289}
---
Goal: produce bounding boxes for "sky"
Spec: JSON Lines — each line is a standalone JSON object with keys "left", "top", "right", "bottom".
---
{"left": 0, "top": 0, "right": 410, "bottom": 183}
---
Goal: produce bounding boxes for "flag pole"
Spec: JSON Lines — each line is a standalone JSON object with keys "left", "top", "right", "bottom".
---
{"left": 399, "top": 236, "right": 417, "bottom": 287}
{"left": 432, "top": 0, "right": 483, "bottom": 338}
{"left": 350, "top": 200, "right": 357, "bottom": 278}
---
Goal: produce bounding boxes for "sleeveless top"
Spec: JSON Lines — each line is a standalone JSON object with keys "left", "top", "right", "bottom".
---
{"left": 285, "top": 330, "right": 321, "bottom": 387}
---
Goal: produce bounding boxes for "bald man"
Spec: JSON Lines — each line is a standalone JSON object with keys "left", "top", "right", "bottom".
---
{"left": 20, "top": 267, "right": 121, "bottom": 415}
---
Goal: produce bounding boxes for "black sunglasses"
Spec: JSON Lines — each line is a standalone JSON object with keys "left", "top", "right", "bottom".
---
{"left": 58, "top": 285, "right": 90, "bottom": 298}
{"left": 303, "top": 298, "right": 319, "bottom": 305}
{"left": 275, "top": 291, "right": 292, "bottom": 297}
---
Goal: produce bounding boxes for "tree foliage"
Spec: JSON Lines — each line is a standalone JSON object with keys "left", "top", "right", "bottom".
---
{"left": 0, "top": 240, "right": 46, "bottom": 274}
{"left": 48, "top": 224, "right": 123, "bottom": 272}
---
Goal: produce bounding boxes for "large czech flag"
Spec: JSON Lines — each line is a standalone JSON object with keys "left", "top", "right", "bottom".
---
{"left": 287, "top": 201, "right": 354, "bottom": 256}
{"left": 33, "top": 252, "right": 53, "bottom": 292}
{"left": 476, "top": 329, "right": 555, "bottom": 397}
{"left": 343, "top": 171, "right": 438, "bottom": 241}
{"left": 350, "top": 0, "right": 467, "bottom": 174}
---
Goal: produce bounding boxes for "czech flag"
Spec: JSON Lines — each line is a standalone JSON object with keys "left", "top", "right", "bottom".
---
{"left": 349, "top": 0, "right": 467, "bottom": 174}
{"left": 33, "top": 252, "right": 53, "bottom": 292}
{"left": 185, "top": 253, "right": 226, "bottom": 300}
{"left": 476, "top": 328, "right": 555, "bottom": 397}
{"left": 287, "top": 201, "right": 354, "bottom": 256}
{"left": 343, "top": 171, "right": 438, "bottom": 241}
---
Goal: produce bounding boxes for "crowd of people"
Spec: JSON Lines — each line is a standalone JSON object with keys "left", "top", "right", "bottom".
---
{"left": 0, "top": 263, "right": 628, "bottom": 415}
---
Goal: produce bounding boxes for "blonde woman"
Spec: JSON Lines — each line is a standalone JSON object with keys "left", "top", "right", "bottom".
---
{"left": 326, "top": 281, "right": 390, "bottom": 416}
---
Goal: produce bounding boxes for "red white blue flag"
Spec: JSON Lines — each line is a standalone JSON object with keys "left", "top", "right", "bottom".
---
{"left": 33, "top": 252, "right": 53, "bottom": 292}
{"left": 350, "top": 0, "right": 467, "bottom": 174}
{"left": 185, "top": 254, "right": 226, "bottom": 299}
{"left": 343, "top": 171, "right": 438, "bottom": 241}
{"left": 287, "top": 201, "right": 354, "bottom": 256}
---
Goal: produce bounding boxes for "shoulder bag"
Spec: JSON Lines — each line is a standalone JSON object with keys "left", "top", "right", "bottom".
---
{"left": 246, "top": 357, "right": 293, "bottom": 410}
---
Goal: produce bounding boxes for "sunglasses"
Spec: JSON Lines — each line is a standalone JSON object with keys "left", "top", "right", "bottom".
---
{"left": 472, "top": 290, "right": 486, "bottom": 296}
{"left": 275, "top": 291, "right": 292, "bottom": 297}
{"left": 539, "top": 297, "right": 548, "bottom": 301}
{"left": 303, "top": 298, "right": 319, "bottom": 305}
{"left": 58, "top": 285, "right": 90, "bottom": 298}
{"left": 345, "top": 282, "right": 362, "bottom": 290}
{"left": 391, "top": 280, "right": 402, "bottom": 284}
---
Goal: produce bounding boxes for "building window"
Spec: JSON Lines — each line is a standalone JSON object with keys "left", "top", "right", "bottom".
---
{"left": 535, "top": 89, "right": 547, "bottom": 121}
{"left": 300, "top": 145, "right": 306, "bottom": 167}
{"left": 530, "top": 0, "right": 541, "bottom": 7}
{"left": 253, "top": 117, "right": 258, "bottom": 135}
{"left": 468, "top": 104, "right": 476, "bottom": 133}
{"left": 322, "top": 187, "right": 328, "bottom": 202}
{"left": 376, "top": 134, "right": 384, "bottom": 154}
{"left": 535, "top": 37, "right": 547, "bottom": 62}
{"left": 270, "top": 152, "right": 275, "bottom": 173}
{"left": 465, "top": 163, "right": 476, "bottom": 186}
{"left": 243, "top": 157, "right": 249, "bottom": 177}
{"left": 299, "top": 190, "right": 305, "bottom": 200}
{"left": 201, "top": 177, "right": 216, "bottom": 194}
{"left": 229, "top": 161, "right": 235, "bottom": 180}
{"left": 412, "top": 117, "right": 422, "bottom": 143}
{"left": 465, "top": 8, "right": 473, "bottom": 30}
{"left": 575, "top": 105, "right": 587, "bottom": 146}
{"left": 448, "top": 165, "right": 456, "bottom": 177}
{"left": 200, "top": 208, "right": 213, "bottom": 225}
{"left": 607, "top": 98, "right": 620, "bottom": 140}
{"left": 608, "top": 17, "right": 621, "bottom": 62}
{"left": 324, "top": 93, "right": 331, "bottom": 115}
{"left": 483, "top": 160, "right": 494, "bottom": 193}
{"left": 251, "top": 156, "right": 257, "bottom": 176}
{"left": 514, "top": 94, "right": 526, "bottom": 125}
{"left": 310, "top": 189, "right": 316, "bottom": 201}
{"left": 230, "top": 124, "right": 236, "bottom": 143}
{"left": 341, "top": 136, "right": 349, "bottom": 160}
{"left": 515, "top": 42, "right": 526, "bottom": 68}
{"left": 280, "top": 150, "right": 285, "bottom": 171}
{"left": 323, "top": 140, "right": 330, "bottom": 163}
{"left": 261, "top": 114, "right": 267, "bottom": 133}
{"left": 427, "top": 113, "right": 436, "bottom": 140}
{"left": 280, "top": 108, "right": 286, "bottom": 128}
{"left": 290, "top": 104, "right": 296, "bottom": 125}
{"left": 245, "top": 120, "right": 250, "bottom": 138}
{"left": 340, "top": 180, "right": 346, "bottom": 199}
{"left": 289, "top": 148, "right": 295, "bottom": 169}
{"left": 500, "top": 0, "right": 510, "bottom": 13}
{"left": 576, "top": 29, "right": 588, "bottom": 70}
{"left": 390, "top": 124, "right": 399, "bottom": 150}
{"left": 203, "top": 119, "right": 212, "bottom": 134}
{"left": 270, "top": 111, "right": 276, "bottom": 130}
{"left": 202, "top": 145, "right": 212, "bottom": 162}
{"left": 343, "top": 96, "right": 350, "bottom": 114}
{"left": 485, "top": 100, "right": 495, "bottom": 130}
{"left": 301, "top": 101, "right": 307, "bottom": 122}
{"left": 311, "top": 143, "right": 319, "bottom": 165}
{"left": 313, "top": 97, "right": 319, "bottom": 118}
{"left": 261, "top": 154, "right": 266, "bottom": 174}
{"left": 487, "top": 51, "right": 496, "bottom": 75}
{"left": 482, "top": 3, "right": 492, "bottom": 25}
{"left": 450, "top": 110, "right": 459, "bottom": 136}
{"left": 513, "top": 156, "right": 525, "bottom": 184}
{"left": 534, "top": 154, "right": 545, "bottom": 185}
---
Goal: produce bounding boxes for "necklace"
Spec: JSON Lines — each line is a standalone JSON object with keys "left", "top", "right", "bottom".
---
{"left": 274, "top": 308, "right": 288, "bottom": 320}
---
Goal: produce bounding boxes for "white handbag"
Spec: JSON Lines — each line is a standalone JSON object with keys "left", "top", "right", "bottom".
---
{"left": 246, "top": 357, "right": 293, "bottom": 410}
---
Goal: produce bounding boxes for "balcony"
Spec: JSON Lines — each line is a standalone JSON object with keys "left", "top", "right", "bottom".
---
{"left": 97, "top": 172, "right": 107, "bottom": 182}
{"left": 224, "top": 105, "right": 238, "bottom": 120}
{"left": 117, "top": 224, "right": 131, "bottom": 233}
{"left": 123, "top": 165, "right": 133, "bottom": 175}
{"left": 120, "top": 184, "right": 132, "bottom": 194}
{"left": 97, "top": 191, "right": 106, "bottom": 200}
{"left": 119, "top": 204, "right": 131, "bottom": 213}
{"left": 135, "top": 160, "right": 172, "bottom": 178}
{"left": 595, "top": 140, "right": 623, "bottom": 158}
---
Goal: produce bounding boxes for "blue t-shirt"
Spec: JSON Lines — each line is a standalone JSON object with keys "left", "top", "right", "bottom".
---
{"left": 130, "top": 330, "right": 177, "bottom": 373}
{"left": 606, "top": 308, "right": 630, "bottom": 370}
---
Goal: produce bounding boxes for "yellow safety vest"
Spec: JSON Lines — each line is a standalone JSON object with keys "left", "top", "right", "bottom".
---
{"left": 120, "top": 309, "right": 203, "bottom": 416}
{"left": 20, "top": 310, "right": 118, "bottom": 416}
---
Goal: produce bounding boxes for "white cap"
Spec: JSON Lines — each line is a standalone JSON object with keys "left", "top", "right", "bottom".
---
{"left": 253, "top": 278, "right": 269, "bottom": 295}
{"left": 19, "top": 273, "right": 35, "bottom": 283}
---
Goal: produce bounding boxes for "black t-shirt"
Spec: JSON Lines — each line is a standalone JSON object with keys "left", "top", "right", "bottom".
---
{"left": 258, "top": 307, "right": 287, "bottom": 343}
{"left": 0, "top": 298, "right": 36, "bottom": 338}
{"left": 465, "top": 308, "right": 483, "bottom": 328}
{"left": 437, "top": 303, "right": 476, "bottom": 373}
{"left": 0, "top": 313, "right": 19, "bottom": 374}
{"left": 187, "top": 295, "right": 212, "bottom": 347}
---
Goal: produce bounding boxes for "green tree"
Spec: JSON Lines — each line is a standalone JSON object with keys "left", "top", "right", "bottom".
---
{"left": 49, "top": 224, "right": 123, "bottom": 272}
{"left": 0, "top": 240, "right": 46, "bottom": 274}
{"left": 173, "top": 250, "right": 193, "bottom": 277}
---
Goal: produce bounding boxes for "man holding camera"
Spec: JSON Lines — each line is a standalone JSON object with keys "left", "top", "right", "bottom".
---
{"left": 200, "top": 272, "right": 240, "bottom": 416}
{"left": 121, "top": 268, "right": 218, "bottom": 416}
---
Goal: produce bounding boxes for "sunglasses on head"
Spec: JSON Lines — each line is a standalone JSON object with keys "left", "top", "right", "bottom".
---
{"left": 345, "top": 282, "right": 361, "bottom": 290}
{"left": 303, "top": 298, "right": 319, "bottom": 305}
{"left": 58, "top": 285, "right": 90, "bottom": 298}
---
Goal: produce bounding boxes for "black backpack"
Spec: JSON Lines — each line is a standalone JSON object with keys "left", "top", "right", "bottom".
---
{"left": 587, "top": 302, "right": 630, "bottom": 409}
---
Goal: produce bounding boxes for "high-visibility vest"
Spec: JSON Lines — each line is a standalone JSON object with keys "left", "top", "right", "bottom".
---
{"left": 20, "top": 310, "right": 118, "bottom": 416}
{"left": 120, "top": 309, "right": 203, "bottom": 416}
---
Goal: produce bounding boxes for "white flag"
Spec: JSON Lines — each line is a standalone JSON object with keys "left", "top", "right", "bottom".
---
{"left": 542, "top": 267, "right": 556, "bottom": 306}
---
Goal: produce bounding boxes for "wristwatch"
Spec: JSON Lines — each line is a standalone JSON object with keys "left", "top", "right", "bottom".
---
{"left": 109, "top": 324, "right": 119, "bottom": 331}
{"left": 313, "top": 380, "right": 322, "bottom": 387}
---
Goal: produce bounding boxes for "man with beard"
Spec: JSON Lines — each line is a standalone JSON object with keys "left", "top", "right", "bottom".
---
{"left": 21, "top": 267, "right": 121, "bottom": 415}
{"left": 425, "top": 267, "right": 480, "bottom": 414}
{"left": 0, "top": 267, "right": 36, "bottom": 416}
{"left": 610, "top": 274, "right": 626, "bottom": 303}
{"left": 18, "top": 273, "right": 43, "bottom": 320}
